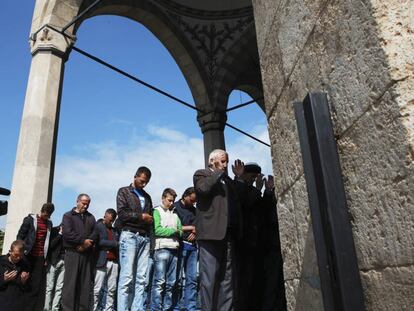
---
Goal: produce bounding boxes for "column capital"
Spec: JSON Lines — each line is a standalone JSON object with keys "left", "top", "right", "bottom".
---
{"left": 197, "top": 110, "right": 227, "bottom": 133}
{"left": 30, "top": 25, "right": 75, "bottom": 60}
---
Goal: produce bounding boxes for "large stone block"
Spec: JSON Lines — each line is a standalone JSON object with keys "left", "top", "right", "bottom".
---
{"left": 274, "top": 0, "right": 328, "bottom": 79}
{"left": 338, "top": 89, "right": 414, "bottom": 269}
{"left": 285, "top": 278, "right": 300, "bottom": 310}
{"left": 252, "top": 0, "right": 282, "bottom": 55}
{"left": 278, "top": 190, "right": 302, "bottom": 280}
{"left": 258, "top": 31, "right": 286, "bottom": 115}
{"left": 360, "top": 265, "right": 414, "bottom": 311}
{"left": 370, "top": 0, "right": 414, "bottom": 81}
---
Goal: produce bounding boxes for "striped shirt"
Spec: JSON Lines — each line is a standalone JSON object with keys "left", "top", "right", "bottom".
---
{"left": 31, "top": 216, "right": 47, "bottom": 257}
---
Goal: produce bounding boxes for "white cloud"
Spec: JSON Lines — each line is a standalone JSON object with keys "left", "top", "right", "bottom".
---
{"left": 53, "top": 124, "right": 272, "bottom": 220}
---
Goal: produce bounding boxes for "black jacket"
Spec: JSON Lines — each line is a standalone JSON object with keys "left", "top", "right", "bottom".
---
{"left": 62, "top": 208, "right": 97, "bottom": 250}
{"left": 16, "top": 214, "right": 52, "bottom": 258}
{"left": 174, "top": 200, "right": 196, "bottom": 244}
{"left": 94, "top": 220, "right": 119, "bottom": 268}
{"left": 0, "top": 255, "right": 30, "bottom": 311}
{"left": 47, "top": 226, "right": 64, "bottom": 265}
{"left": 193, "top": 168, "right": 244, "bottom": 240}
{"left": 115, "top": 185, "right": 153, "bottom": 234}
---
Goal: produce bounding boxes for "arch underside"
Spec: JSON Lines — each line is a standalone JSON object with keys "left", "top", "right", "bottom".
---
{"left": 72, "top": 0, "right": 264, "bottom": 113}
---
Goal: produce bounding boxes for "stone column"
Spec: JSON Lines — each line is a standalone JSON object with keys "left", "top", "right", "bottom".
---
{"left": 197, "top": 111, "right": 227, "bottom": 166}
{"left": 3, "top": 26, "right": 73, "bottom": 252}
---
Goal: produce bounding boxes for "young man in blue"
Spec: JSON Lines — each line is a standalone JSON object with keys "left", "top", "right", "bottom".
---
{"left": 173, "top": 187, "right": 198, "bottom": 311}
{"left": 151, "top": 188, "right": 182, "bottom": 311}
{"left": 116, "top": 166, "right": 154, "bottom": 311}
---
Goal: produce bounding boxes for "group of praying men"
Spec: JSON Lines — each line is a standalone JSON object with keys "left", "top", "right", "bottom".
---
{"left": 0, "top": 149, "right": 286, "bottom": 311}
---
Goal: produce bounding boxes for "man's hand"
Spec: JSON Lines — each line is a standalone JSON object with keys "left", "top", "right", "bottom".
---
{"left": 232, "top": 159, "right": 244, "bottom": 177}
{"left": 76, "top": 245, "right": 85, "bottom": 253}
{"left": 141, "top": 213, "right": 153, "bottom": 224}
{"left": 265, "top": 175, "right": 275, "bottom": 191}
{"left": 20, "top": 271, "right": 30, "bottom": 284}
{"left": 4, "top": 270, "right": 17, "bottom": 282}
{"left": 83, "top": 239, "right": 94, "bottom": 249}
{"left": 187, "top": 232, "right": 196, "bottom": 242}
{"left": 255, "top": 173, "right": 265, "bottom": 190}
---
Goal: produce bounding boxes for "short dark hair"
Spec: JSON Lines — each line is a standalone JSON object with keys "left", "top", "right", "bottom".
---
{"left": 77, "top": 193, "right": 90, "bottom": 201}
{"left": 105, "top": 208, "right": 117, "bottom": 219}
{"left": 41, "top": 203, "right": 55, "bottom": 215}
{"left": 182, "top": 187, "right": 196, "bottom": 200}
{"left": 135, "top": 166, "right": 152, "bottom": 179}
{"left": 244, "top": 162, "right": 262, "bottom": 174}
{"left": 10, "top": 240, "right": 25, "bottom": 252}
{"left": 162, "top": 188, "right": 177, "bottom": 198}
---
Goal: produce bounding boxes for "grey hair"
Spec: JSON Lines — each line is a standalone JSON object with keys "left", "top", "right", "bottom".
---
{"left": 208, "top": 149, "right": 228, "bottom": 167}
{"left": 76, "top": 193, "right": 91, "bottom": 201}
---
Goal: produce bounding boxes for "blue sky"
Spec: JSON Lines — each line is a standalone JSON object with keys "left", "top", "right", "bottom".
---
{"left": 0, "top": 1, "right": 271, "bottom": 227}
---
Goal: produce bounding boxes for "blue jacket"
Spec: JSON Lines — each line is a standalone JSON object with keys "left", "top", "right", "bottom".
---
{"left": 94, "top": 220, "right": 119, "bottom": 268}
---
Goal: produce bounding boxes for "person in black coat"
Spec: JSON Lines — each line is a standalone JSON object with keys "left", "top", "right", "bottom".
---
{"left": 61, "top": 193, "right": 98, "bottom": 311}
{"left": 17, "top": 202, "right": 54, "bottom": 311}
{"left": 93, "top": 209, "right": 119, "bottom": 311}
{"left": 0, "top": 240, "right": 30, "bottom": 311}
{"left": 193, "top": 149, "right": 244, "bottom": 311}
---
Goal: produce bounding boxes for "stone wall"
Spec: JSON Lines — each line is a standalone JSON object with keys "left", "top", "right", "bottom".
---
{"left": 252, "top": 0, "right": 414, "bottom": 310}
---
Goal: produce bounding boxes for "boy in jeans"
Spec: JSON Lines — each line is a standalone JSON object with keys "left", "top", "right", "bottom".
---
{"left": 151, "top": 188, "right": 182, "bottom": 311}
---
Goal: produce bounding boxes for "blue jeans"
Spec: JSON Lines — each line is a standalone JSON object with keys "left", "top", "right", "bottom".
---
{"left": 117, "top": 231, "right": 150, "bottom": 311}
{"left": 151, "top": 249, "right": 178, "bottom": 311}
{"left": 174, "top": 248, "right": 198, "bottom": 311}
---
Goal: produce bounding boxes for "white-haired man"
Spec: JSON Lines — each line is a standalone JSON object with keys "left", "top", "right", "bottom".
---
{"left": 193, "top": 149, "right": 244, "bottom": 311}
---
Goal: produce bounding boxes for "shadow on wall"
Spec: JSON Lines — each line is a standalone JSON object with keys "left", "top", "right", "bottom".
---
{"left": 295, "top": 223, "right": 324, "bottom": 311}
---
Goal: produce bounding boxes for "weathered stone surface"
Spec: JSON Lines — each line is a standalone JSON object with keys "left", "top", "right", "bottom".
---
{"left": 360, "top": 265, "right": 414, "bottom": 311}
{"left": 252, "top": 0, "right": 282, "bottom": 55}
{"left": 274, "top": 0, "right": 328, "bottom": 79}
{"left": 255, "top": 0, "right": 414, "bottom": 309}
{"left": 338, "top": 89, "right": 414, "bottom": 269}
{"left": 370, "top": 0, "right": 414, "bottom": 151}
{"left": 267, "top": 95, "right": 303, "bottom": 192}
{"left": 278, "top": 190, "right": 302, "bottom": 280}
{"left": 31, "top": 0, "right": 80, "bottom": 33}
{"left": 371, "top": 0, "right": 414, "bottom": 81}
{"left": 258, "top": 30, "right": 286, "bottom": 115}
{"left": 285, "top": 278, "right": 300, "bottom": 310}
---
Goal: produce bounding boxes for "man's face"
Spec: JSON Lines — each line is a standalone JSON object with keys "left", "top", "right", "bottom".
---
{"left": 9, "top": 247, "right": 23, "bottom": 264}
{"left": 162, "top": 194, "right": 175, "bottom": 209}
{"left": 213, "top": 153, "right": 229, "bottom": 171}
{"left": 134, "top": 173, "right": 150, "bottom": 189}
{"left": 76, "top": 196, "right": 90, "bottom": 214}
{"left": 183, "top": 193, "right": 197, "bottom": 207}
{"left": 103, "top": 212, "right": 115, "bottom": 227}
{"left": 40, "top": 211, "right": 51, "bottom": 221}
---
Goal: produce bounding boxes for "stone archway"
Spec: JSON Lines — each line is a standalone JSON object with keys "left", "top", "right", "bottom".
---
{"left": 3, "top": 0, "right": 264, "bottom": 258}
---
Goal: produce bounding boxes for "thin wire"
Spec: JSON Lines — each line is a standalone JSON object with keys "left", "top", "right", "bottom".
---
{"left": 225, "top": 98, "right": 262, "bottom": 112}
{"left": 72, "top": 46, "right": 270, "bottom": 147}
{"left": 72, "top": 46, "right": 200, "bottom": 112}
{"left": 62, "top": 0, "right": 102, "bottom": 33}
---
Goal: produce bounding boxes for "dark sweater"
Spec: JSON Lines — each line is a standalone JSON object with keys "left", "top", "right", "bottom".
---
{"left": 0, "top": 255, "right": 30, "bottom": 311}
{"left": 174, "top": 200, "right": 196, "bottom": 244}
{"left": 94, "top": 220, "right": 119, "bottom": 268}
{"left": 62, "top": 208, "right": 97, "bottom": 250}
